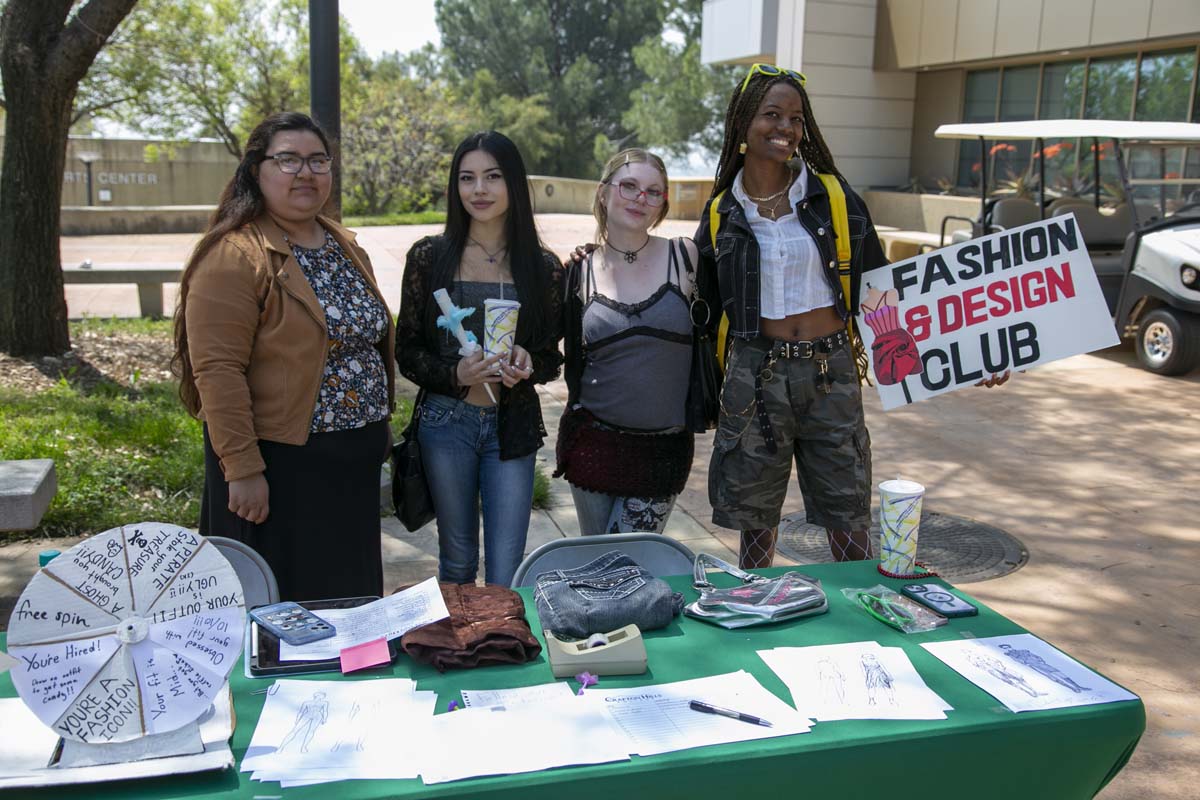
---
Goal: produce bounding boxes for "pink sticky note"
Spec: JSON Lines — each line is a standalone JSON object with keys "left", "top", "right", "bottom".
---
{"left": 340, "top": 637, "right": 390, "bottom": 674}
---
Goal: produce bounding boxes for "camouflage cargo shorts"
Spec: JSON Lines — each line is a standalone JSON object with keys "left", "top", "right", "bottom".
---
{"left": 708, "top": 335, "right": 872, "bottom": 532}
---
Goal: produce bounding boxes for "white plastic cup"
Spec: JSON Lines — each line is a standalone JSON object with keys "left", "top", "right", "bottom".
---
{"left": 878, "top": 479, "right": 925, "bottom": 574}
{"left": 484, "top": 298, "right": 520, "bottom": 359}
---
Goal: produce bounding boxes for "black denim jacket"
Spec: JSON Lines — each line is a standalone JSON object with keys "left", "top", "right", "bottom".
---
{"left": 395, "top": 235, "right": 564, "bottom": 460}
{"left": 694, "top": 173, "right": 888, "bottom": 339}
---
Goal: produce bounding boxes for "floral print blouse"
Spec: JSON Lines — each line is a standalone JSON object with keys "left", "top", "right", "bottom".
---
{"left": 291, "top": 232, "right": 389, "bottom": 432}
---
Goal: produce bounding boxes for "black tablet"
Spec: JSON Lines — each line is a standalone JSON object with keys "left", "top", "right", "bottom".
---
{"left": 247, "top": 596, "right": 399, "bottom": 677}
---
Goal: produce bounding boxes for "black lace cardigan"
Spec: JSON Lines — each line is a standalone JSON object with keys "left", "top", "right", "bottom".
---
{"left": 395, "top": 235, "right": 565, "bottom": 460}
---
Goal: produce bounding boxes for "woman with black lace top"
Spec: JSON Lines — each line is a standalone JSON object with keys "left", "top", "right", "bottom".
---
{"left": 557, "top": 149, "right": 698, "bottom": 535}
{"left": 395, "top": 131, "right": 563, "bottom": 587}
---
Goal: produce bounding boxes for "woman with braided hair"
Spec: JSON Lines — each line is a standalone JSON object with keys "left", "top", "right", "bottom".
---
{"left": 695, "top": 64, "right": 888, "bottom": 569}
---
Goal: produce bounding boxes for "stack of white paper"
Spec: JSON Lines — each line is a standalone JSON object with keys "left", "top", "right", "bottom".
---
{"left": 239, "top": 672, "right": 826, "bottom": 787}
{"left": 580, "top": 670, "right": 813, "bottom": 756}
{"left": 921, "top": 633, "right": 1138, "bottom": 713}
{"left": 418, "top": 697, "right": 631, "bottom": 784}
{"left": 759, "top": 642, "right": 952, "bottom": 721}
{"left": 242, "top": 678, "right": 437, "bottom": 787}
{"left": 0, "top": 691, "right": 234, "bottom": 789}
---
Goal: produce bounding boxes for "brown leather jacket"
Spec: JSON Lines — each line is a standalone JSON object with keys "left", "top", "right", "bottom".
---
{"left": 181, "top": 214, "right": 395, "bottom": 481}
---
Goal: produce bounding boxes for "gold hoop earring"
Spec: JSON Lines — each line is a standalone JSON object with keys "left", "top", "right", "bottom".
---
{"left": 738, "top": 142, "right": 747, "bottom": 154}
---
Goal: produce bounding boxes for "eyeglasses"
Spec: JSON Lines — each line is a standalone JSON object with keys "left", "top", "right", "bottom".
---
{"left": 263, "top": 152, "right": 333, "bottom": 175}
{"left": 739, "top": 63, "right": 807, "bottom": 94}
{"left": 609, "top": 179, "right": 665, "bottom": 207}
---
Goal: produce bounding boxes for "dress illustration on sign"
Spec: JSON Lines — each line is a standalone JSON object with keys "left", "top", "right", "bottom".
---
{"left": 5, "top": 522, "right": 245, "bottom": 743}
{"left": 862, "top": 287, "right": 922, "bottom": 402}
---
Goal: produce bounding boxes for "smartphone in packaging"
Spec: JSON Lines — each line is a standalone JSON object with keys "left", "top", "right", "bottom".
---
{"left": 900, "top": 583, "right": 978, "bottom": 617}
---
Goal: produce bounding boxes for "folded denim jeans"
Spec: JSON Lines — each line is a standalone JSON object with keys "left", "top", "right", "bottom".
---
{"left": 533, "top": 550, "right": 684, "bottom": 639}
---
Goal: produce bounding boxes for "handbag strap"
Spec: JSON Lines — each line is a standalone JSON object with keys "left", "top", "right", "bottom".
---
{"left": 692, "top": 552, "right": 769, "bottom": 590}
{"left": 405, "top": 388, "right": 427, "bottom": 437}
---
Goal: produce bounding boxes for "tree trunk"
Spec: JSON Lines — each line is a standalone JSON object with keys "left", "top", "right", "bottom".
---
{"left": 0, "top": 77, "right": 74, "bottom": 356}
{"left": 0, "top": 0, "right": 139, "bottom": 357}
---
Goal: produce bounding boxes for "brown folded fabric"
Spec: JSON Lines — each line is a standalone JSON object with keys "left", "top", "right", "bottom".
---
{"left": 397, "top": 582, "right": 542, "bottom": 672}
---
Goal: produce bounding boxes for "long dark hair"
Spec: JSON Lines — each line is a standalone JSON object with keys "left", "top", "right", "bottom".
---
{"left": 172, "top": 112, "right": 332, "bottom": 415}
{"left": 426, "top": 131, "right": 548, "bottom": 346}
{"left": 712, "top": 72, "right": 840, "bottom": 198}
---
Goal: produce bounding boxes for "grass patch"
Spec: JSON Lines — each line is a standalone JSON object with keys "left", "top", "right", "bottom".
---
{"left": 532, "top": 464, "right": 552, "bottom": 510}
{"left": 0, "top": 380, "right": 204, "bottom": 538}
{"left": 344, "top": 210, "right": 446, "bottom": 228}
{"left": 73, "top": 316, "right": 175, "bottom": 337}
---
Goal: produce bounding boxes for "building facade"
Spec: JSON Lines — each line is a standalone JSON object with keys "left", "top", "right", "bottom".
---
{"left": 702, "top": 0, "right": 1200, "bottom": 192}
{"left": 0, "top": 135, "right": 237, "bottom": 207}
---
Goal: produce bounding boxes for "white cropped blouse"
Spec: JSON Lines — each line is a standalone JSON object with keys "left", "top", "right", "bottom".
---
{"left": 732, "top": 166, "right": 835, "bottom": 319}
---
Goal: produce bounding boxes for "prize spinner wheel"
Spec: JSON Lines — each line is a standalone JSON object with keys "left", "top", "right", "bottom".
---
{"left": 6, "top": 523, "right": 245, "bottom": 743}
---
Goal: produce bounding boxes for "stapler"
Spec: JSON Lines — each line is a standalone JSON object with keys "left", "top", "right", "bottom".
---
{"left": 544, "top": 623, "right": 648, "bottom": 678}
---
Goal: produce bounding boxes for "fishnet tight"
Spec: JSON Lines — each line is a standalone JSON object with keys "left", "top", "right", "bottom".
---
{"left": 739, "top": 527, "right": 874, "bottom": 568}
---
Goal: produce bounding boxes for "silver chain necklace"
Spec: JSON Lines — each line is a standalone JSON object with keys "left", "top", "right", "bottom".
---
{"left": 468, "top": 236, "right": 507, "bottom": 264}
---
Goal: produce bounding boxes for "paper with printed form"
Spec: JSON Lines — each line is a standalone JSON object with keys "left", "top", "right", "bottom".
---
{"left": 922, "top": 633, "right": 1138, "bottom": 713}
{"left": 582, "top": 670, "right": 811, "bottom": 757}
{"left": 279, "top": 577, "right": 448, "bottom": 661}
{"left": 758, "top": 641, "right": 951, "bottom": 721}
{"left": 460, "top": 682, "right": 575, "bottom": 709}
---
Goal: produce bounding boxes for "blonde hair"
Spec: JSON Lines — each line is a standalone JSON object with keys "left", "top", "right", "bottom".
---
{"left": 593, "top": 148, "right": 670, "bottom": 243}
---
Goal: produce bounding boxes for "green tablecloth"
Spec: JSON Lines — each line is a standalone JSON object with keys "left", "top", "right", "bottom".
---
{"left": 3, "top": 560, "right": 1144, "bottom": 799}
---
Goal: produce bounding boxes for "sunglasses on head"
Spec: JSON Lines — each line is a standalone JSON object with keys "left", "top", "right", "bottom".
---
{"left": 739, "top": 63, "right": 807, "bottom": 94}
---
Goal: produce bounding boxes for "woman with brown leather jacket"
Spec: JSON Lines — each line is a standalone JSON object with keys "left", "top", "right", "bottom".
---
{"left": 174, "top": 112, "right": 395, "bottom": 600}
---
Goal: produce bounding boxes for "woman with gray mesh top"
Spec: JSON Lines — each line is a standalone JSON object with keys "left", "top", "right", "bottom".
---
{"left": 557, "top": 149, "right": 698, "bottom": 535}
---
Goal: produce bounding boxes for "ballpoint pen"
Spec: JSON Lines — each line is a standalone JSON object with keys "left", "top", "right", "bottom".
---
{"left": 688, "top": 700, "right": 773, "bottom": 727}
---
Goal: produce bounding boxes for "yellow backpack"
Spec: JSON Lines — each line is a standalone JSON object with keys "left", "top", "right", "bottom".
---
{"left": 709, "top": 173, "right": 861, "bottom": 379}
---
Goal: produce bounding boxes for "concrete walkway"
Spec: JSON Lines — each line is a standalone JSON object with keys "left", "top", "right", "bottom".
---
{"left": 2, "top": 216, "right": 1195, "bottom": 799}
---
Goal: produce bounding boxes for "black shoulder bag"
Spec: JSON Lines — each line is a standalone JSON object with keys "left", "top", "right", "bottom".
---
{"left": 677, "top": 241, "right": 722, "bottom": 433}
{"left": 391, "top": 390, "right": 436, "bottom": 532}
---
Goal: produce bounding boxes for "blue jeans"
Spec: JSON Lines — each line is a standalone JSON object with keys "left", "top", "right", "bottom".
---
{"left": 418, "top": 393, "right": 535, "bottom": 586}
{"left": 533, "top": 551, "right": 684, "bottom": 639}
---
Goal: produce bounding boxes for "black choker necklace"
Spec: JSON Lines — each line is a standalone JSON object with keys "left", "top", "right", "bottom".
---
{"left": 607, "top": 237, "right": 651, "bottom": 263}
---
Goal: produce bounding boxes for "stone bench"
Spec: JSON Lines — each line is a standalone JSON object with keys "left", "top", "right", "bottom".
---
{"left": 0, "top": 460, "right": 57, "bottom": 531}
{"left": 61, "top": 263, "right": 182, "bottom": 318}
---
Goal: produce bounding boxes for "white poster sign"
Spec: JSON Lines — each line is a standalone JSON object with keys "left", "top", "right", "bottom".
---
{"left": 859, "top": 214, "right": 1119, "bottom": 410}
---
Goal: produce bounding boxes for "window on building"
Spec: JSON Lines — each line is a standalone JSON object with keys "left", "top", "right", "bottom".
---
{"left": 1039, "top": 61, "right": 1086, "bottom": 119}
{"left": 1037, "top": 60, "right": 1087, "bottom": 197}
{"left": 995, "top": 66, "right": 1040, "bottom": 192}
{"left": 1132, "top": 48, "right": 1197, "bottom": 208}
{"left": 956, "top": 69, "right": 1000, "bottom": 188}
{"left": 1077, "top": 55, "right": 1137, "bottom": 199}
{"left": 957, "top": 49, "right": 1200, "bottom": 195}
{"left": 1084, "top": 55, "right": 1137, "bottom": 119}
{"left": 1136, "top": 48, "right": 1196, "bottom": 121}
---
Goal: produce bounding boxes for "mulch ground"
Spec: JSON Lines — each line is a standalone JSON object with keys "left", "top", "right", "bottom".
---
{"left": 0, "top": 328, "right": 174, "bottom": 393}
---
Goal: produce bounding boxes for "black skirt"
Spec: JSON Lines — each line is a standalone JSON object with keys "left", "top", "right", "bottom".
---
{"left": 200, "top": 421, "right": 387, "bottom": 602}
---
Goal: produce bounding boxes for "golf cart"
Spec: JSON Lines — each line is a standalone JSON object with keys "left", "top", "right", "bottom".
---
{"left": 934, "top": 119, "right": 1200, "bottom": 376}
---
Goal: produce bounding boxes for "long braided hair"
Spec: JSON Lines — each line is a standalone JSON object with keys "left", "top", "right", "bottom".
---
{"left": 711, "top": 72, "right": 840, "bottom": 199}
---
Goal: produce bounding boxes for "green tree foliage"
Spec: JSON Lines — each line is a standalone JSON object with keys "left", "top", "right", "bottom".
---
{"left": 622, "top": 0, "right": 737, "bottom": 162}
{"left": 435, "top": 0, "right": 667, "bottom": 177}
{"left": 88, "top": 0, "right": 367, "bottom": 158}
{"left": 341, "top": 76, "right": 450, "bottom": 216}
{"left": 451, "top": 69, "right": 561, "bottom": 170}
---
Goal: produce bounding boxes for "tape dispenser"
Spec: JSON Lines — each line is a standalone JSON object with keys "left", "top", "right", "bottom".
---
{"left": 544, "top": 623, "right": 648, "bottom": 678}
